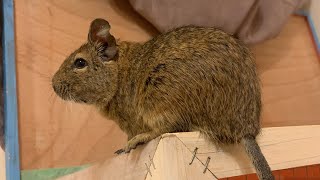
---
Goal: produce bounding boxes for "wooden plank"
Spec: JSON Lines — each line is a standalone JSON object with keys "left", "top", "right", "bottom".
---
{"left": 15, "top": 0, "right": 320, "bottom": 170}
{"left": 297, "top": 1, "right": 320, "bottom": 55}
{"left": 146, "top": 135, "right": 216, "bottom": 180}
{"left": 58, "top": 137, "right": 160, "bottom": 180}
{"left": 252, "top": 16, "right": 320, "bottom": 127}
{"left": 0, "top": 149, "right": 6, "bottom": 180}
{"left": 308, "top": 0, "right": 320, "bottom": 53}
{"left": 59, "top": 135, "right": 216, "bottom": 180}
{"left": 175, "top": 125, "right": 320, "bottom": 178}
{"left": 307, "top": 164, "right": 320, "bottom": 178}
{"left": 58, "top": 126, "right": 320, "bottom": 179}
{"left": 293, "top": 166, "right": 307, "bottom": 178}
{"left": 2, "top": 0, "right": 21, "bottom": 179}
{"left": 228, "top": 164, "right": 320, "bottom": 180}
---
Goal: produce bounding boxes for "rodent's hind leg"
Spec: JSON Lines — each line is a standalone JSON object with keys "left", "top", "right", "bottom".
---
{"left": 115, "top": 131, "right": 160, "bottom": 154}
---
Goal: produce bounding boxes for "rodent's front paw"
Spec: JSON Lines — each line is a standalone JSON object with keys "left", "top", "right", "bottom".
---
{"left": 115, "top": 132, "right": 155, "bottom": 155}
{"left": 113, "top": 145, "right": 138, "bottom": 155}
{"left": 123, "top": 140, "right": 140, "bottom": 153}
{"left": 113, "top": 142, "right": 139, "bottom": 155}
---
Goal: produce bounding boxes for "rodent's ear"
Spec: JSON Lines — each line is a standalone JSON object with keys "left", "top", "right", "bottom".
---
{"left": 88, "top": 18, "right": 118, "bottom": 61}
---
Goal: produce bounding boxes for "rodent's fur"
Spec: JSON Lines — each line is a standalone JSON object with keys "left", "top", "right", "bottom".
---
{"left": 52, "top": 19, "right": 273, "bottom": 180}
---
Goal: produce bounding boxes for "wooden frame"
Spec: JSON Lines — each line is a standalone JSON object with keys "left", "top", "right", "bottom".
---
{"left": 58, "top": 125, "right": 320, "bottom": 180}
{"left": 2, "top": 0, "right": 20, "bottom": 179}
{"left": 297, "top": 2, "right": 320, "bottom": 55}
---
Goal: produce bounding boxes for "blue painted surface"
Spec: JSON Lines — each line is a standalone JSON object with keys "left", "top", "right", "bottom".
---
{"left": 2, "top": 0, "right": 21, "bottom": 179}
{"left": 295, "top": 10, "right": 320, "bottom": 54}
{"left": 307, "top": 15, "right": 320, "bottom": 54}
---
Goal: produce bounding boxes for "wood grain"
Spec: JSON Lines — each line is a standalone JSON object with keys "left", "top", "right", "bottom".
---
{"left": 59, "top": 135, "right": 216, "bottom": 180}
{"left": 252, "top": 16, "right": 320, "bottom": 127}
{"left": 59, "top": 126, "right": 320, "bottom": 179}
{"left": 227, "top": 164, "right": 320, "bottom": 180}
{"left": 58, "top": 137, "right": 160, "bottom": 180}
{"left": 15, "top": 0, "right": 320, "bottom": 170}
{"left": 0, "top": 149, "right": 5, "bottom": 180}
{"left": 145, "top": 135, "right": 216, "bottom": 180}
{"left": 175, "top": 125, "right": 320, "bottom": 178}
{"left": 308, "top": 0, "right": 320, "bottom": 53}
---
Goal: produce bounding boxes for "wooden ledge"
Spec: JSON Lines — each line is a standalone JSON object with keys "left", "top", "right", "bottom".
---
{"left": 59, "top": 125, "right": 320, "bottom": 180}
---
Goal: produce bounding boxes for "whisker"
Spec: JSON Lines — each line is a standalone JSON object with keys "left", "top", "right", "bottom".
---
{"left": 65, "top": 101, "right": 70, "bottom": 115}
{"left": 48, "top": 89, "right": 55, "bottom": 103}
{"left": 52, "top": 94, "right": 58, "bottom": 106}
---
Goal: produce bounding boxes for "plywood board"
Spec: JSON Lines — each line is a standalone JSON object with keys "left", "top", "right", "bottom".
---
{"left": 3, "top": 0, "right": 21, "bottom": 178}
{"left": 15, "top": 0, "right": 320, "bottom": 170}
{"left": 252, "top": 16, "right": 320, "bottom": 127}
{"left": 308, "top": 0, "right": 320, "bottom": 52}
{"left": 58, "top": 126, "right": 320, "bottom": 179}
{"left": 59, "top": 135, "right": 216, "bottom": 180}
{"left": 0, "top": 149, "right": 5, "bottom": 180}
{"left": 175, "top": 125, "right": 320, "bottom": 178}
{"left": 145, "top": 135, "right": 216, "bottom": 180}
{"left": 58, "top": 137, "right": 160, "bottom": 180}
{"left": 220, "top": 164, "right": 320, "bottom": 180}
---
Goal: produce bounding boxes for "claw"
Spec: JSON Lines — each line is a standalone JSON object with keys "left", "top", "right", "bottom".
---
{"left": 114, "top": 149, "right": 125, "bottom": 155}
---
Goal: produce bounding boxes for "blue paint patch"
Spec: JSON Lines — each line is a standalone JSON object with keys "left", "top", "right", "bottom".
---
{"left": 307, "top": 15, "right": 320, "bottom": 54}
{"left": 295, "top": 10, "right": 320, "bottom": 54}
{"left": 2, "top": 0, "right": 21, "bottom": 179}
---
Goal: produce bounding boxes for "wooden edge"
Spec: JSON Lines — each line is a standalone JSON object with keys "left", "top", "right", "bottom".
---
{"left": 174, "top": 125, "right": 320, "bottom": 178}
{"left": 0, "top": 149, "right": 6, "bottom": 180}
{"left": 222, "top": 164, "right": 320, "bottom": 180}
{"left": 296, "top": 9, "right": 320, "bottom": 55}
{"left": 59, "top": 134, "right": 217, "bottom": 180}
{"left": 306, "top": 11, "right": 320, "bottom": 55}
{"left": 2, "top": 0, "right": 21, "bottom": 180}
{"left": 58, "top": 137, "right": 161, "bottom": 180}
{"left": 57, "top": 126, "right": 319, "bottom": 179}
{"left": 146, "top": 135, "right": 216, "bottom": 180}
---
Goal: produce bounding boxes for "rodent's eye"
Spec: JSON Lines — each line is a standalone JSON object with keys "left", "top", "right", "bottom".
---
{"left": 74, "top": 58, "right": 88, "bottom": 69}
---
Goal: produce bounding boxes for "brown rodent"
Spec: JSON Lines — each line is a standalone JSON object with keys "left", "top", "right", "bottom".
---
{"left": 52, "top": 19, "right": 273, "bottom": 180}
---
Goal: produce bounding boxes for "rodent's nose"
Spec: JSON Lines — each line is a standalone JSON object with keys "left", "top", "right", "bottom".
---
{"left": 52, "top": 84, "right": 58, "bottom": 94}
{"left": 51, "top": 74, "right": 60, "bottom": 94}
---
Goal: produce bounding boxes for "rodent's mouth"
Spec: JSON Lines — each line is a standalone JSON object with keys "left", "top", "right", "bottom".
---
{"left": 52, "top": 83, "right": 89, "bottom": 104}
{"left": 52, "top": 83, "right": 73, "bottom": 101}
{"left": 72, "top": 98, "right": 88, "bottom": 104}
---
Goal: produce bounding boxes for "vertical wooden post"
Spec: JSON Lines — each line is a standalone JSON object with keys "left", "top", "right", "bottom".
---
{"left": 2, "top": 0, "right": 21, "bottom": 179}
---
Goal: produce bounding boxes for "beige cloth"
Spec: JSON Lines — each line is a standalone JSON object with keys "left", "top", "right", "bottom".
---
{"left": 129, "top": 0, "right": 308, "bottom": 44}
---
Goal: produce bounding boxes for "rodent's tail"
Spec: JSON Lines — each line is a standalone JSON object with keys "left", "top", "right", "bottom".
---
{"left": 242, "top": 135, "right": 274, "bottom": 180}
